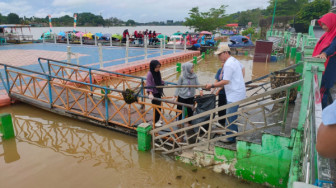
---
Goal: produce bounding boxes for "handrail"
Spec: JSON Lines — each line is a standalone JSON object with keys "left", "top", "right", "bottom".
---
{"left": 38, "top": 57, "right": 177, "bottom": 85}
{"left": 0, "top": 63, "right": 191, "bottom": 108}
{"left": 151, "top": 79, "right": 302, "bottom": 135}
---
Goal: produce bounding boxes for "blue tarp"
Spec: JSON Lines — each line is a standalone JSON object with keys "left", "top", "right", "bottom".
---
{"left": 228, "top": 35, "right": 254, "bottom": 48}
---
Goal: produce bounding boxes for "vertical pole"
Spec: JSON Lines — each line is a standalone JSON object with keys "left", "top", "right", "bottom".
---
{"left": 54, "top": 34, "right": 56, "bottom": 44}
{"left": 173, "top": 38, "right": 176, "bottom": 53}
{"left": 207, "top": 113, "right": 214, "bottom": 150}
{"left": 66, "top": 33, "right": 69, "bottom": 45}
{"left": 47, "top": 60, "right": 51, "bottom": 76}
{"left": 80, "top": 35, "right": 83, "bottom": 45}
{"left": 145, "top": 36, "right": 148, "bottom": 59}
{"left": 160, "top": 38, "right": 163, "bottom": 56}
{"left": 4, "top": 65, "right": 10, "bottom": 94}
{"left": 89, "top": 68, "right": 93, "bottom": 92}
{"left": 98, "top": 43, "right": 103, "bottom": 68}
{"left": 105, "top": 88, "right": 109, "bottom": 124}
{"left": 184, "top": 36, "right": 187, "bottom": 52}
{"left": 110, "top": 34, "right": 112, "bottom": 47}
{"left": 95, "top": 35, "right": 97, "bottom": 46}
{"left": 125, "top": 35, "right": 129, "bottom": 63}
{"left": 47, "top": 75, "right": 53, "bottom": 108}
{"left": 270, "top": 0, "right": 277, "bottom": 37}
{"left": 163, "top": 35, "right": 166, "bottom": 50}
{"left": 43, "top": 35, "right": 45, "bottom": 43}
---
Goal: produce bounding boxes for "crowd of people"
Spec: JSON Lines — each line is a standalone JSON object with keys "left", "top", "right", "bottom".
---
{"left": 122, "top": 29, "right": 160, "bottom": 45}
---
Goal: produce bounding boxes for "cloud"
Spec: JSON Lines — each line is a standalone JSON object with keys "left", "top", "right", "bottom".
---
{"left": 0, "top": 1, "right": 32, "bottom": 16}
{"left": 0, "top": 0, "right": 270, "bottom": 22}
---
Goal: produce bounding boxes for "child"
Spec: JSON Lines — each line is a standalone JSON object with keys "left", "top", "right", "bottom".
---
{"left": 174, "top": 62, "right": 203, "bottom": 122}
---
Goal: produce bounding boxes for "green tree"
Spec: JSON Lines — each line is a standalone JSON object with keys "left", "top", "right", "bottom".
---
{"left": 7, "top": 13, "right": 20, "bottom": 24}
{"left": 237, "top": 8, "right": 263, "bottom": 26}
{"left": 266, "top": 0, "right": 309, "bottom": 16}
{"left": 296, "top": 0, "right": 330, "bottom": 28}
{"left": 126, "top": 19, "right": 136, "bottom": 26}
{"left": 184, "top": 5, "right": 228, "bottom": 32}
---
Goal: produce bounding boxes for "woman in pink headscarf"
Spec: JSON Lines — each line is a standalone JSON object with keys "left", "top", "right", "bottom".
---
{"left": 314, "top": 13, "right": 336, "bottom": 109}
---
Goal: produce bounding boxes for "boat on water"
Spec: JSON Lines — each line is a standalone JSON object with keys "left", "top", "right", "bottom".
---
{"left": 0, "top": 24, "right": 33, "bottom": 44}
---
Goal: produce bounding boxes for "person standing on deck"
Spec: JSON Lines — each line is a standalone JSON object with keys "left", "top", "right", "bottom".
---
{"left": 148, "top": 30, "right": 152, "bottom": 45}
{"left": 314, "top": 13, "right": 336, "bottom": 109}
{"left": 122, "top": 29, "right": 129, "bottom": 43}
{"left": 174, "top": 62, "right": 204, "bottom": 125}
{"left": 205, "top": 45, "right": 246, "bottom": 143}
{"left": 146, "top": 60, "right": 164, "bottom": 127}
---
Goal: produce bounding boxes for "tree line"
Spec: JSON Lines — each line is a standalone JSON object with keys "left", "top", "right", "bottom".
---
{"left": 184, "top": 0, "right": 331, "bottom": 32}
{"left": 0, "top": 12, "right": 184, "bottom": 27}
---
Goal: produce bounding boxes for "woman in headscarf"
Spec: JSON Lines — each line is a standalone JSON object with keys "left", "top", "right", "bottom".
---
{"left": 314, "top": 13, "right": 336, "bottom": 109}
{"left": 174, "top": 62, "right": 203, "bottom": 122}
{"left": 146, "top": 60, "right": 164, "bottom": 126}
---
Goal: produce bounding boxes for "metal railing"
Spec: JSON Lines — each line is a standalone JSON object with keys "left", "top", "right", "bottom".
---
{"left": 0, "top": 63, "right": 188, "bottom": 130}
{"left": 298, "top": 67, "right": 333, "bottom": 187}
{"left": 151, "top": 80, "right": 303, "bottom": 154}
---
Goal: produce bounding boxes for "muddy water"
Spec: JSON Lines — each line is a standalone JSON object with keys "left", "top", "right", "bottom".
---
{"left": 0, "top": 104, "right": 261, "bottom": 188}
{"left": 0, "top": 54, "right": 289, "bottom": 188}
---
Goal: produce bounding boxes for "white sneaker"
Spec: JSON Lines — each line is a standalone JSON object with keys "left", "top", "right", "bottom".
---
{"left": 155, "top": 122, "right": 163, "bottom": 127}
{"left": 158, "top": 120, "right": 163, "bottom": 124}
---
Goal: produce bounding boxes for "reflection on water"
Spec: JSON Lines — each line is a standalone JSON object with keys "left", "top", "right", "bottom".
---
{"left": 0, "top": 104, "right": 261, "bottom": 188}
{"left": 1, "top": 138, "right": 20, "bottom": 163}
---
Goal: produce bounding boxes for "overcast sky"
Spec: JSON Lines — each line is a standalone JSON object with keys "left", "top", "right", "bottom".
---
{"left": 0, "top": 0, "right": 269, "bottom": 22}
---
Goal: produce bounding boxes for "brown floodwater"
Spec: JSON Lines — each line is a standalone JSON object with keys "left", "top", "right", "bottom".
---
{"left": 0, "top": 53, "right": 289, "bottom": 188}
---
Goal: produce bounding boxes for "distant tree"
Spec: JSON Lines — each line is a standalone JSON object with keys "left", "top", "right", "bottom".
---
{"left": 296, "top": 0, "right": 330, "bottom": 29}
{"left": 266, "top": 0, "right": 309, "bottom": 16}
{"left": 184, "top": 5, "right": 228, "bottom": 32}
{"left": 7, "top": 13, "right": 20, "bottom": 24}
{"left": 126, "top": 19, "right": 136, "bottom": 26}
{"left": 237, "top": 9, "right": 263, "bottom": 27}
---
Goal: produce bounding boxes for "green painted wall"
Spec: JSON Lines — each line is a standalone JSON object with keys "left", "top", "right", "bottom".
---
{"left": 214, "top": 134, "right": 292, "bottom": 187}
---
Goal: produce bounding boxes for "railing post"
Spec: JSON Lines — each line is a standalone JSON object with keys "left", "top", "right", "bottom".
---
{"left": 173, "top": 38, "right": 176, "bottom": 53}
{"left": 94, "top": 35, "right": 97, "bottom": 46}
{"left": 4, "top": 65, "right": 10, "bottom": 94}
{"left": 66, "top": 33, "right": 69, "bottom": 45}
{"left": 144, "top": 36, "right": 148, "bottom": 59}
{"left": 98, "top": 43, "right": 103, "bottom": 68}
{"left": 140, "top": 78, "right": 145, "bottom": 110}
{"left": 125, "top": 35, "right": 129, "bottom": 63}
{"left": 54, "top": 34, "right": 56, "bottom": 44}
{"left": 298, "top": 58, "right": 325, "bottom": 130}
{"left": 163, "top": 35, "right": 166, "bottom": 50}
{"left": 47, "top": 75, "right": 53, "bottom": 108}
{"left": 184, "top": 37, "right": 187, "bottom": 52}
{"left": 67, "top": 46, "right": 71, "bottom": 64}
{"left": 80, "top": 34, "right": 83, "bottom": 46}
{"left": 104, "top": 88, "right": 109, "bottom": 124}
{"left": 110, "top": 34, "right": 113, "bottom": 47}
{"left": 160, "top": 38, "right": 163, "bottom": 56}
{"left": 89, "top": 68, "right": 93, "bottom": 92}
{"left": 207, "top": 113, "right": 214, "bottom": 150}
{"left": 47, "top": 60, "right": 51, "bottom": 76}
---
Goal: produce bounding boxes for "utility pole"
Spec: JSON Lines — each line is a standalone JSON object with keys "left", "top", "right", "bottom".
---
{"left": 270, "top": 0, "right": 278, "bottom": 36}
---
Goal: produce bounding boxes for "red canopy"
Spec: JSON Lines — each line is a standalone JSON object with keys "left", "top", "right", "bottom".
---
{"left": 225, "top": 23, "right": 238, "bottom": 27}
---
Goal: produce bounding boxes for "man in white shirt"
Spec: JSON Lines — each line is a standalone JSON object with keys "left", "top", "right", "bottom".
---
{"left": 205, "top": 44, "right": 246, "bottom": 142}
